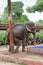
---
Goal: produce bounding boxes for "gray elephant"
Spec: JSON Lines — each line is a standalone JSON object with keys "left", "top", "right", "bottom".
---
{"left": 5, "top": 22, "right": 34, "bottom": 53}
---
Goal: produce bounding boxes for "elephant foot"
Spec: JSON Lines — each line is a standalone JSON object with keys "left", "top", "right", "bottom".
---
{"left": 22, "top": 49, "right": 26, "bottom": 52}
{"left": 11, "top": 50, "right": 15, "bottom": 54}
{"left": 8, "top": 50, "right": 15, "bottom": 54}
{"left": 11, "top": 46, "right": 14, "bottom": 54}
{"left": 8, "top": 47, "right": 11, "bottom": 52}
{"left": 22, "top": 47, "right": 26, "bottom": 52}
{"left": 8, "top": 46, "right": 14, "bottom": 54}
{"left": 14, "top": 49, "right": 19, "bottom": 53}
{"left": 8, "top": 49, "right": 11, "bottom": 52}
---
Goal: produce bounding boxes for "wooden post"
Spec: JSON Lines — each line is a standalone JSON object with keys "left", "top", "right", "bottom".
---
{"left": 8, "top": 0, "right": 11, "bottom": 15}
{"left": 8, "top": 0, "right": 14, "bottom": 53}
{"left": 33, "top": 29, "right": 36, "bottom": 46}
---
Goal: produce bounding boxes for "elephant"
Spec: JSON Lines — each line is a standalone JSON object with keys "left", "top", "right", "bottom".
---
{"left": 5, "top": 22, "right": 35, "bottom": 53}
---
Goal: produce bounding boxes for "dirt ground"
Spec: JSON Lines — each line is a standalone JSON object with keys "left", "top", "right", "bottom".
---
{"left": 0, "top": 45, "right": 43, "bottom": 65}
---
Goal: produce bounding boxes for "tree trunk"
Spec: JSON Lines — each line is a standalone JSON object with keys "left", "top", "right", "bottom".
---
{"left": 8, "top": 0, "right": 14, "bottom": 53}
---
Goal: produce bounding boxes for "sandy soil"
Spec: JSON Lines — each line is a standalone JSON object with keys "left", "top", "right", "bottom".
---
{"left": 0, "top": 45, "right": 43, "bottom": 65}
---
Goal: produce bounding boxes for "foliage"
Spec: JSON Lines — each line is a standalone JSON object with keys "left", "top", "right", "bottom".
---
{"left": 0, "top": 31, "right": 5, "bottom": 44}
{"left": 12, "top": 14, "right": 29, "bottom": 24}
{"left": 35, "top": 20, "right": 43, "bottom": 40}
{"left": 26, "top": 6, "right": 37, "bottom": 13}
{"left": 35, "top": 20, "right": 43, "bottom": 26}
{"left": 4, "top": 1, "right": 23, "bottom": 18}
{"left": 27, "top": 33, "right": 33, "bottom": 40}
{"left": 1, "top": 1, "right": 29, "bottom": 24}
{"left": 36, "top": 30, "right": 43, "bottom": 40}
{"left": 11, "top": 2, "right": 23, "bottom": 17}
{"left": 0, "top": 18, "right": 1, "bottom": 23}
{"left": 26, "top": 0, "right": 43, "bottom": 12}
{"left": 20, "top": 15, "right": 29, "bottom": 23}
{"left": 1, "top": 12, "right": 8, "bottom": 24}
{"left": 19, "top": 62, "right": 26, "bottom": 65}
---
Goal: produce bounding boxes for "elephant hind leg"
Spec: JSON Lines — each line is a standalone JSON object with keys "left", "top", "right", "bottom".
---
{"left": 9, "top": 45, "right": 11, "bottom": 52}
{"left": 8, "top": 45, "right": 14, "bottom": 54}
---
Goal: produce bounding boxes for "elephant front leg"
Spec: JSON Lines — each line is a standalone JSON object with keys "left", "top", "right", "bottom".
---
{"left": 22, "top": 44, "right": 25, "bottom": 52}
{"left": 22, "top": 37, "right": 26, "bottom": 52}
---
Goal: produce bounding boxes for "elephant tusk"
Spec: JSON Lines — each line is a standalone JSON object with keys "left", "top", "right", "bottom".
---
{"left": 26, "top": 26, "right": 31, "bottom": 32}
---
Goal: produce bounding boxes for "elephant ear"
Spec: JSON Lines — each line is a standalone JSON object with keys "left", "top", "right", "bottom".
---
{"left": 26, "top": 22, "right": 35, "bottom": 32}
{"left": 28, "top": 22, "right": 35, "bottom": 27}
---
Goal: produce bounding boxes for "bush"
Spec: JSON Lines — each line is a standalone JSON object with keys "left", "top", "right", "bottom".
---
{"left": 27, "top": 33, "right": 33, "bottom": 41}
{"left": 0, "top": 31, "right": 5, "bottom": 45}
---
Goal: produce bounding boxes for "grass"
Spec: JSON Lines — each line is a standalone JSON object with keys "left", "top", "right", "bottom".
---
{"left": 19, "top": 62, "right": 26, "bottom": 65}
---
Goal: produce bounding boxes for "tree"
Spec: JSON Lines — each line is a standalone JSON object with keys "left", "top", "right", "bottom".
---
{"left": 11, "top": 2, "right": 23, "bottom": 17}
{"left": 35, "top": 20, "right": 43, "bottom": 26}
{"left": 0, "top": 18, "right": 1, "bottom": 23}
{"left": 13, "top": 14, "right": 29, "bottom": 24}
{"left": 36, "top": 30, "right": 43, "bottom": 40}
{"left": 35, "top": 20, "right": 43, "bottom": 41}
{"left": 26, "top": 0, "right": 43, "bottom": 42}
{"left": 1, "top": 1, "right": 29, "bottom": 24}
{"left": 4, "top": 2, "right": 24, "bottom": 18}
{"left": 26, "top": 0, "right": 43, "bottom": 13}
{"left": 1, "top": 12, "right": 8, "bottom": 24}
